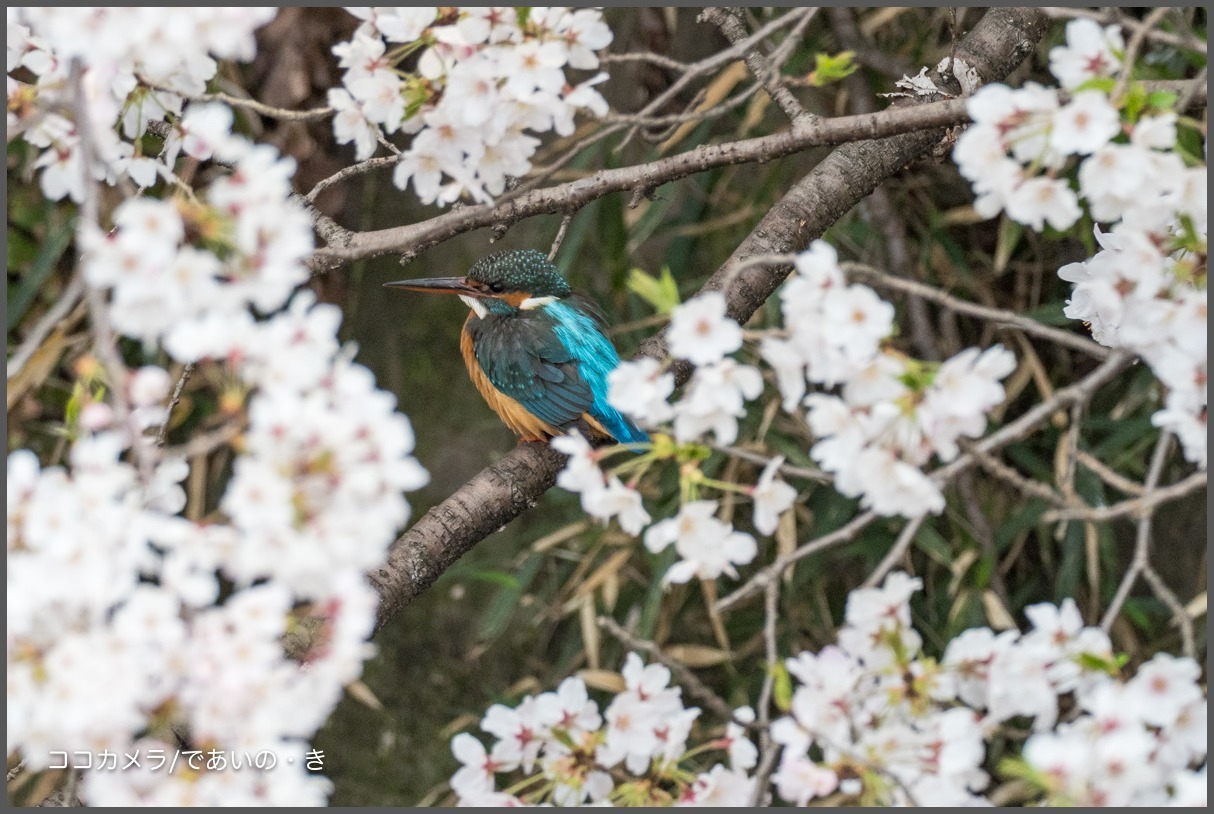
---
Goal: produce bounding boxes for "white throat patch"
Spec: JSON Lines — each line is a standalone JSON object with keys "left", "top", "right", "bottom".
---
{"left": 460, "top": 295, "right": 488, "bottom": 318}
{"left": 519, "top": 295, "right": 558, "bottom": 310}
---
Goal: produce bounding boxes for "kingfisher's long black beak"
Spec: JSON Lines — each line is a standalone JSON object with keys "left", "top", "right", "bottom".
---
{"left": 383, "top": 277, "right": 486, "bottom": 297}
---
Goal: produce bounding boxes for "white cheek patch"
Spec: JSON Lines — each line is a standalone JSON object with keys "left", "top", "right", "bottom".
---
{"left": 460, "top": 295, "right": 488, "bottom": 318}
{"left": 519, "top": 296, "right": 558, "bottom": 310}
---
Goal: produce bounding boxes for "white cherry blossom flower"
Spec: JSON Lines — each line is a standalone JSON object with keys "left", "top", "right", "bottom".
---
{"left": 667, "top": 292, "right": 743, "bottom": 366}
{"left": 1048, "top": 18, "right": 1124, "bottom": 89}
{"left": 1049, "top": 90, "right": 1120, "bottom": 156}
{"left": 583, "top": 476, "right": 651, "bottom": 536}
{"left": 644, "top": 500, "right": 757, "bottom": 583}
{"left": 750, "top": 456, "right": 797, "bottom": 535}
{"left": 608, "top": 357, "right": 675, "bottom": 425}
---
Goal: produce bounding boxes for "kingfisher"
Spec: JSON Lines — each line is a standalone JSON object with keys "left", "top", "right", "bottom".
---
{"left": 385, "top": 249, "right": 648, "bottom": 446}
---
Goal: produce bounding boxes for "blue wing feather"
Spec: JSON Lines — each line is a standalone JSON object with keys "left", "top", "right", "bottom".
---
{"left": 545, "top": 301, "right": 649, "bottom": 444}
{"left": 466, "top": 301, "right": 649, "bottom": 444}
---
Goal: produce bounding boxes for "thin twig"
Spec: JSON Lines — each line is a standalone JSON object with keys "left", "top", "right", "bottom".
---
{"left": 548, "top": 213, "right": 574, "bottom": 262}
{"left": 748, "top": 579, "right": 781, "bottom": 807}
{"left": 7, "top": 275, "right": 85, "bottom": 380}
{"left": 701, "top": 7, "right": 814, "bottom": 126}
{"left": 164, "top": 420, "right": 246, "bottom": 461}
{"left": 607, "top": 80, "right": 766, "bottom": 138}
{"left": 957, "top": 439, "right": 1069, "bottom": 508}
{"left": 600, "top": 51, "right": 694, "bottom": 72}
{"left": 156, "top": 363, "right": 194, "bottom": 448}
{"left": 596, "top": 615, "right": 746, "bottom": 727}
{"left": 1040, "top": 7, "right": 1207, "bottom": 55}
{"left": 1100, "top": 432, "right": 1173, "bottom": 632}
{"left": 842, "top": 263, "right": 1110, "bottom": 359}
{"left": 1110, "top": 8, "right": 1171, "bottom": 104}
{"left": 863, "top": 515, "right": 927, "bottom": 589}
{"left": 1076, "top": 449, "right": 1146, "bottom": 497}
{"left": 1175, "top": 66, "right": 1208, "bottom": 117}
{"left": 717, "top": 511, "right": 880, "bottom": 613}
{"left": 305, "top": 156, "right": 400, "bottom": 203}
{"left": 1141, "top": 565, "right": 1196, "bottom": 659}
{"left": 709, "top": 445, "right": 830, "bottom": 483}
{"left": 143, "top": 79, "right": 334, "bottom": 121}
{"left": 1042, "top": 470, "right": 1206, "bottom": 523}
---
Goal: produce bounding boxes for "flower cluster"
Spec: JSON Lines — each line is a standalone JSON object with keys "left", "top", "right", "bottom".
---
{"left": 81, "top": 108, "right": 313, "bottom": 348}
{"left": 769, "top": 573, "right": 1207, "bottom": 807}
{"left": 564, "top": 241, "right": 1012, "bottom": 589}
{"left": 954, "top": 17, "right": 1207, "bottom": 467}
{"left": 7, "top": 440, "right": 379, "bottom": 805}
{"left": 445, "top": 574, "right": 1205, "bottom": 807}
{"left": 603, "top": 245, "right": 1015, "bottom": 521}
{"left": 643, "top": 501, "right": 758, "bottom": 584}
{"left": 8, "top": 7, "right": 275, "bottom": 201}
{"left": 751, "top": 242, "right": 1016, "bottom": 517}
{"left": 331, "top": 7, "right": 612, "bottom": 205}
{"left": 803, "top": 343, "right": 1016, "bottom": 518}
{"left": 552, "top": 429, "right": 796, "bottom": 586}
{"left": 450, "top": 654, "right": 758, "bottom": 806}
{"left": 667, "top": 300, "right": 762, "bottom": 447}
{"left": 8, "top": 18, "right": 431, "bottom": 805}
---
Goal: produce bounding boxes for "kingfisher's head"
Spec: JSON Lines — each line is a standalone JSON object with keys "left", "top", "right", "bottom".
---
{"left": 385, "top": 249, "right": 571, "bottom": 317}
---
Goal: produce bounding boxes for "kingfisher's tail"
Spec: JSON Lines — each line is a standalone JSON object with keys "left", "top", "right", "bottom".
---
{"left": 591, "top": 407, "right": 649, "bottom": 445}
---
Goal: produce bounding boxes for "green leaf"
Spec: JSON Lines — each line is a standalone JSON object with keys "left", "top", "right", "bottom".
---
{"left": 771, "top": 661, "right": 794, "bottom": 712}
{"left": 994, "top": 498, "right": 1049, "bottom": 551}
{"left": 993, "top": 215, "right": 1023, "bottom": 274}
{"left": 64, "top": 381, "right": 85, "bottom": 428}
{"left": 477, "top": 555, "right": 543, "bottom": 640}
{"left": 8, "top": 220, "right": 74, "bottom": 329}
{"left": 1075, "top": 651, "right": 1121, "bottom": 674}
{"left": 465, "top": 569, "right": 522, "bottom": 591}
{"left": 998, "top": 755, "right": 1049, "bottom": 791}
{"left": 912, "top": 523, "right": 953, "bottom": 568}
{"left": 1122, "top": 82, "right": 1149, "bottom": 122}
{"left": 626, "top": 266, "right": 680, "bottom": 315}
{"left": 1146, "top": 89, "right": 1179, "bottom": 112}
{"left": 1073, "top": 76, "right": 1117, "bottom": 95}
{"left": 808, "top": 51, "right": 858, "bottom": 87}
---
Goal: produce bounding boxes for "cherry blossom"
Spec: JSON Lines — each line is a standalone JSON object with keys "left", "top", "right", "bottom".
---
{"left": 331, "top": 7, "right": 613, "bottom": 205}
{"left": 666, "top": 292, "right": 744, "bottom": 367}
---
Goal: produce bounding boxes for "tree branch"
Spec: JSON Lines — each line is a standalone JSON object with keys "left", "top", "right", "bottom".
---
{"left": 311, "top": 97, "right": 972, "bottom": 270}
{"left": 371, "top": 8, "right": 1053, "bottom": 629}
{"left": 715, "top": 350, "right": 1132, "bottom": 614}
{"left": 309, "top": 78, "right": 1202, "bottom": 271}
{"left": 700, "top": 6, "right": 814, "bottom": 126}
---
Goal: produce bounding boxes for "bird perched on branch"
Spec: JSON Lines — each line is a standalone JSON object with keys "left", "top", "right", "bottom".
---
{"left": 386, "top": 249, "right": 648, "bottom": 445}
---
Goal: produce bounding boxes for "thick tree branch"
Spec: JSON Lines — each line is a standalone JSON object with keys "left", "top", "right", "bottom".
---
{"left": 371, "top": 8, "right": 1051, "bottom": 629}
{"left": 312, "top": 97, "right": 972, "bottom": 270}
{"left": 371, "top": 442, "right": 567, "bottom": 626}
{"left": 310, "top": 79, "right": 1202, "bottom": 272}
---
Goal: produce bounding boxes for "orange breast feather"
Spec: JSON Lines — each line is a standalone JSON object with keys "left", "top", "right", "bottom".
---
{"left": 459, "top": 316, "right": 620, "bottom": 443}
{"left": 460, "top": 320, "right": 558, "bottom": 442}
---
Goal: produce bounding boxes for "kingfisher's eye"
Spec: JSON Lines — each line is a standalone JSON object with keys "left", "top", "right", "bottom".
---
{"left": 489, "top": 282, "right": 505, "bottom": 293}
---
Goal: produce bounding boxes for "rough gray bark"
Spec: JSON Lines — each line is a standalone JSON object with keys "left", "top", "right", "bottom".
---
{"left": 370, "top": 7, "right": 1051, "bottom": 629}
